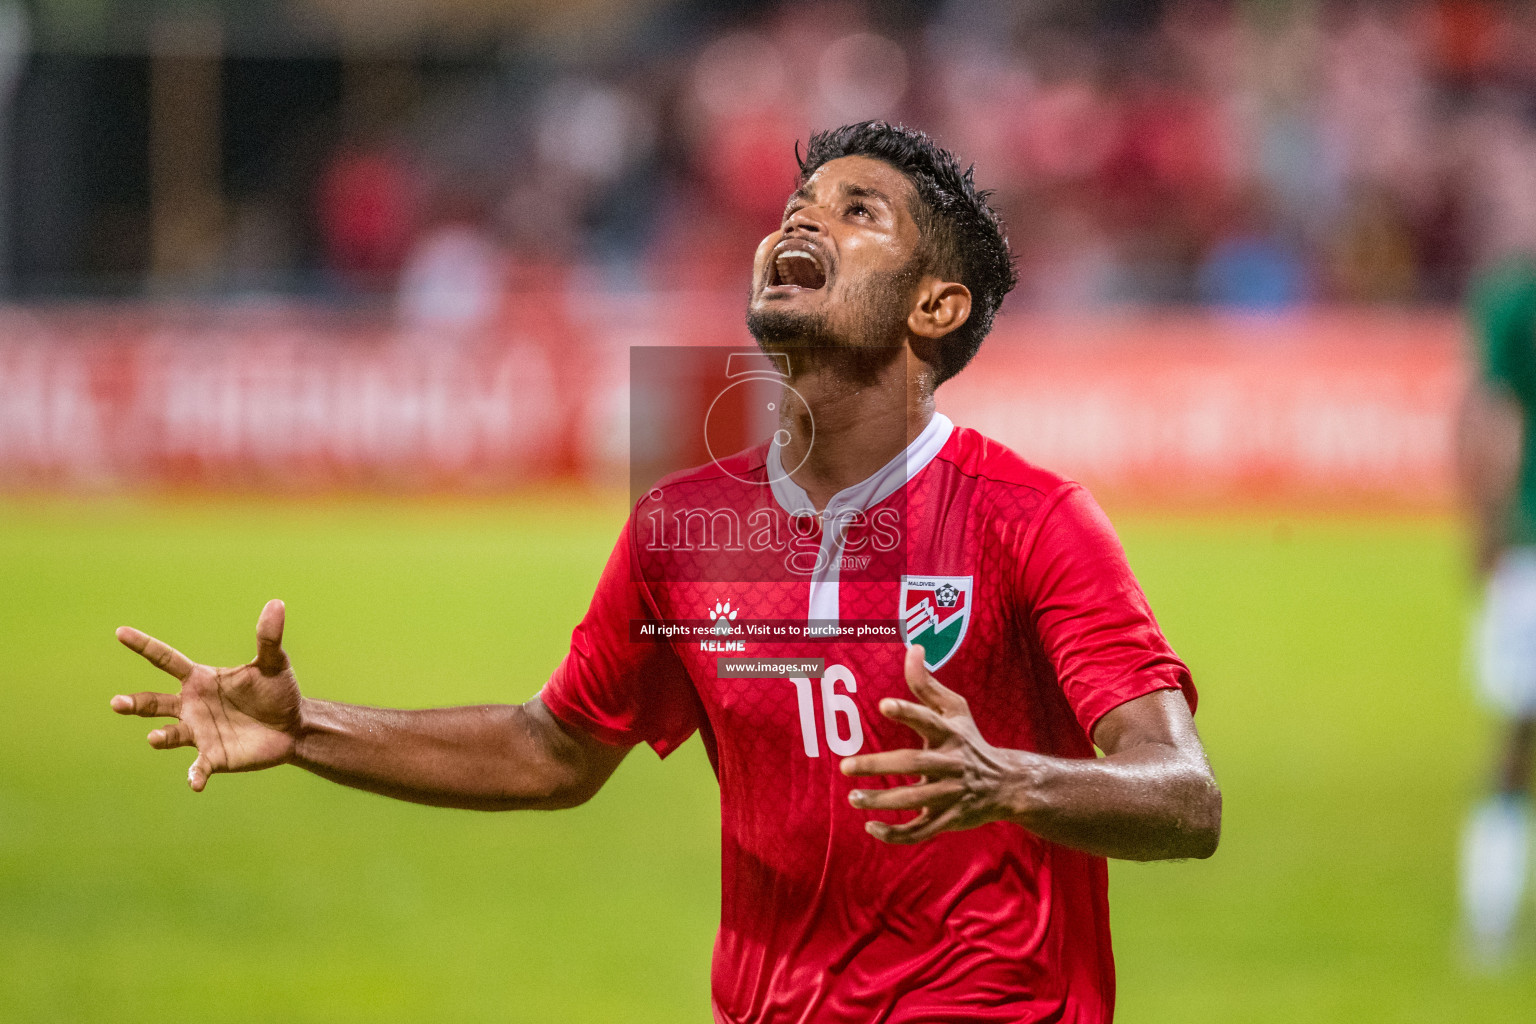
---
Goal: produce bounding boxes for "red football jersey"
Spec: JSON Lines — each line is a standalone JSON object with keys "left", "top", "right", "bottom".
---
{"left": 541, "top": 415, "right": 1195, "bottom": 1023}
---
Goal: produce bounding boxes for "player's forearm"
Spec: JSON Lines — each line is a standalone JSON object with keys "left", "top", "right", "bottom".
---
{"left": 999, "top": 743, "right": 1221, "bottom": 861}
{"left": 1471, "top": 507, "right": 1510, "bottom": 577}
{"left": 1457, "top": 384, "right": 1522, "bottom": 574}
{"left": 1466, "top": 465, "right": 1513, "bottom": 570}
{"left": 292, "top": 698, "right": 603, "bottom": 811}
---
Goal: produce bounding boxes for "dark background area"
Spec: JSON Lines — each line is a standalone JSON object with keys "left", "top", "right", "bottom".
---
{"left": 1, "top": 0, "right": 1532, "bottom": 312}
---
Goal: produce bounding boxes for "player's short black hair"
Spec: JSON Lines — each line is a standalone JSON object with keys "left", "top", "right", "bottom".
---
{"left": 797, "top": 121, "right": 1017, "bottom": 385}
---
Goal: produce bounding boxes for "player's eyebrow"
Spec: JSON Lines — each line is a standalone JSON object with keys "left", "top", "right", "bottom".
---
{"left": 838, "top": 183, "right": 893, "bottom": 207}
{"left": 783, "top": 181, "right": 896, "bottom": 218}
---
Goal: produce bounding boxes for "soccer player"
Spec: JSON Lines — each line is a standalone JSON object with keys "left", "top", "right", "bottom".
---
{"left": 112, "top": 122, "right": 1221, "bottom": 1022}
{"left": 1458, "top": 255, "right": 1536, "bottom": 964}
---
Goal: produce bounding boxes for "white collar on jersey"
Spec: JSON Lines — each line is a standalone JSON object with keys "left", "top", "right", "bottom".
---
{"left": 765, "top": 411, "right": 954, "bottom": 518}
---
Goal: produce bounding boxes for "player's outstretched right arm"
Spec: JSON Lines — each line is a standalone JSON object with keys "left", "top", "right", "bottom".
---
{"left": 111, "top": 599, "right": 628, "bottom": 809}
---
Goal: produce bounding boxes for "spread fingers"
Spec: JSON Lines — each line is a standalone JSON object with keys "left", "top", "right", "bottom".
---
{"left": 110, "top": 691, "right": 182, "bottom": 718}
{"left": 148, "top": 722, "right": 194, "bottom": 750}
{"left": 116, "top": 628, "right": 194, "bottom": 681}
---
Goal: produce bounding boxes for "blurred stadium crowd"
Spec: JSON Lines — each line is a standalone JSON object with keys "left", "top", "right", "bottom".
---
{"left": 9, "top": 0, "right": 1536, "bottom": 317}
{"left": 322, "top": 0, "right": 1536, "bottom": 321}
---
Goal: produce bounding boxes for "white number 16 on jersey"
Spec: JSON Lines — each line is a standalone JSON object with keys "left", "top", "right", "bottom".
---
{"left": 789, "top": 665, "right": 864, "bottom": 757}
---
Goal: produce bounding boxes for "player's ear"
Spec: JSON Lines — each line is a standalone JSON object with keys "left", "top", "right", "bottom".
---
{"left": 908, "top": 277, "right": 971, "bottom": 341}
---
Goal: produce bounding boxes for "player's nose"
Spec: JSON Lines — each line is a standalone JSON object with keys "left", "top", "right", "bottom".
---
{"left": 783, "top": 204, "right": 825, "bottom": 237}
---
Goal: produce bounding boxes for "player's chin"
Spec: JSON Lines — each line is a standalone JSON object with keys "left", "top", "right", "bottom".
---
{"left": 749, "top": 285, "right": 835, "bottom": 334}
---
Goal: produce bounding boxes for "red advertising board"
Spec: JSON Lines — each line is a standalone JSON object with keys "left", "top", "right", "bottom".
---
{"left": 938, "top": 312, "right": 1464, "bottom": 507}
{"left": 0, "top": 302, "right": 1466, "bottom": 506}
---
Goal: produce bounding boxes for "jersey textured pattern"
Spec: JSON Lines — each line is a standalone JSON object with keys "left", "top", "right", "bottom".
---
{"left": 541, "top": 424, "right": 1196, "bottom": 1024}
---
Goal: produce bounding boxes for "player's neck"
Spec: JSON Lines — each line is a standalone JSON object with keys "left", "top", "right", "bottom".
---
{"left": 777, "top": 355, "right": 935, "bottom": 512}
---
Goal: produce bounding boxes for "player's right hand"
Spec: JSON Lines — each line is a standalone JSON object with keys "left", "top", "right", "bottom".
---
{"left": 111, "top": 599, "right": 302, "bottom": 792}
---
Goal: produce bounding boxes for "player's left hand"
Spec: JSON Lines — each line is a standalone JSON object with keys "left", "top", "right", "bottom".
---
{"left": 840, "top": 644, "right": 1032, "bottom": 844}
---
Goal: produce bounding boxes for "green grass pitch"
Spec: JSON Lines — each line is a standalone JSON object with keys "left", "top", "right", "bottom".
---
{"left": 2, "top": 495, "right": 1533, "bottom": 1021}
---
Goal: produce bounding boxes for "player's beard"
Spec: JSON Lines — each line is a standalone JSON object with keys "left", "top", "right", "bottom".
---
{"left": 746, "top": 257, "right": 920, "bottom": 385}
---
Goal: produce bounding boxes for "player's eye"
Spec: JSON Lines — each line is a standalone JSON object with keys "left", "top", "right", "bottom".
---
{"left": 846, "top": 202, "right": 870, "bottom": 218}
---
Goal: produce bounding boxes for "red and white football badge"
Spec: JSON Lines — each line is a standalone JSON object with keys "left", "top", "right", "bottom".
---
{"left": 899, "top": 575, "right": 973, "bottom": 670}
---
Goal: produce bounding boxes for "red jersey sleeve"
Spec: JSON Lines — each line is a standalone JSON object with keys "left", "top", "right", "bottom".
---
{"left": 1019, "top": 483, "right": 1196, "bottom": 738}
{"left": 539, "top": 519, "right": 701, "bottom": 758}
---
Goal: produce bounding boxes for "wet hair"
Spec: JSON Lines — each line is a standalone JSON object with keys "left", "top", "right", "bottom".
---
{"left": 797, "top": 121, "right": 1017, "bottom": 385}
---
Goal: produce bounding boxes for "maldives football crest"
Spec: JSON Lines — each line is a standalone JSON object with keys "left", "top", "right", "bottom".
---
{"left": 899, "top": 575, "right": 973, "bottom": 670}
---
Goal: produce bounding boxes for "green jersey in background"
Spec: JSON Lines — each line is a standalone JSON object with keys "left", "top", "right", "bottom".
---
{"left": 1474, "top": 256, "right": 1536, "bottom": 546}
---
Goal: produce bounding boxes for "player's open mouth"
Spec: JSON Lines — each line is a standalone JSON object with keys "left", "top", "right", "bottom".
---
{"left": 767, "top": 241, "right": 827, "bottom": 291}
